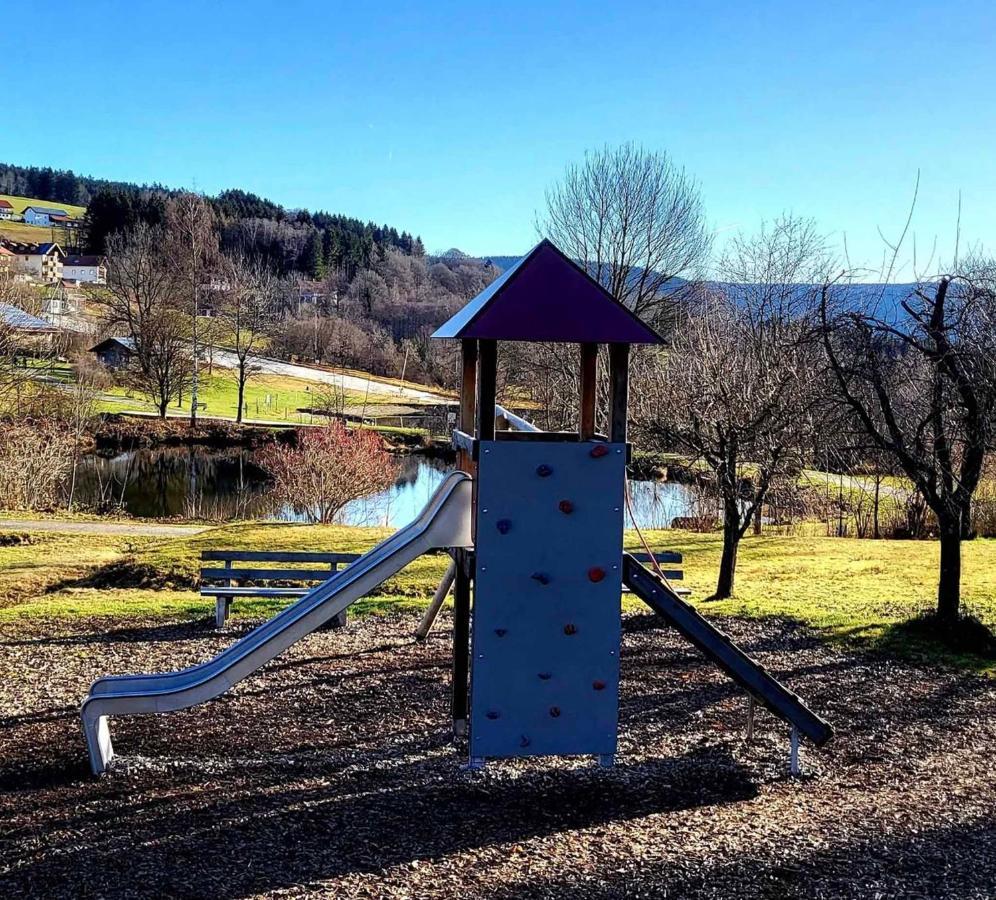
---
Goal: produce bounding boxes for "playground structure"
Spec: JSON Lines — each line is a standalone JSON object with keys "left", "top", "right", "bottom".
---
{"left": 81, "top": 238, "right": 832, "bottom": 776}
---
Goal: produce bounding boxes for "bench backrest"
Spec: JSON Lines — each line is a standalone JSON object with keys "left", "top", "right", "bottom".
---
{"left": 200, "top": 550, "right": 361, "bottom": 584}
{"left": 630, "top": 550, "right": 683, "bottom": 581}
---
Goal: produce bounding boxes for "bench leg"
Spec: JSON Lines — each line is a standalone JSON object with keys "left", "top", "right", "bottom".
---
{"left": 214, "top": 597, "right": 231, "bottom": 628}
{"left": 318, "top": 609, "right": 347, "bottom": 631}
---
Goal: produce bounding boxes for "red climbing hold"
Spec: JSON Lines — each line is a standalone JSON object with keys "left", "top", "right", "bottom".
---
{"left": 592, "top": 680, "right": 606, "bottom": 691}
{"left": 590, "top": 444, "right": 609, "bottom": 458}
{"left": 588, "top": 566, "right": 606, "bottom": 583}
{"left": 558, "top": 499, "right": 574, "bottom": 514}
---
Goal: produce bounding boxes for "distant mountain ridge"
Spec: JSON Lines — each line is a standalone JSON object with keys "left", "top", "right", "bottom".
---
{"left": 473, "top": 252, "right": 923, "bottom": 316}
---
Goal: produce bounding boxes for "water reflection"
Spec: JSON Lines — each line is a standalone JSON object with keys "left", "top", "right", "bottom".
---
{"left": 77, "top": 447, "right": 697, "bottom": 530}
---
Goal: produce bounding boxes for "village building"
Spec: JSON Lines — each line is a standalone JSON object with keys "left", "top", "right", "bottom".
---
{"left": 89, "top": 336, "right": 136, "bottom": 369}
{"left": 3, "top": 242, "right": 64, "bottom": 282}
{"left": 0, "top": 302, "right": 59, "bottom": 351}
{"left": 0, "top": 199, "right": 13, "bottom": 220}
{"left": 62, "top": 255, "right": 106, "bottom": 284}
{"left": 22, "top": 206, "right": 70, "bottom": 227}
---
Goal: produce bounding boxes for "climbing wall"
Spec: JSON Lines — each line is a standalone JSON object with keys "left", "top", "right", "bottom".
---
{"left": 469, "top": 439, "right": 626, "bottom": 760}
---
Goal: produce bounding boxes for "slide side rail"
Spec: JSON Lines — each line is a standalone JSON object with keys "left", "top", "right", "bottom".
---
{"left": 623, "top": 553, "right": 832, "bottom": 746}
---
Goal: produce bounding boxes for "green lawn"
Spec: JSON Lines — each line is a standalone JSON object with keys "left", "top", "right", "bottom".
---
{"left": 2, "top": 522, "right": 994, "bottom": 670}
{"left": 101, "top": 369, "right": 370, "bottom": 423}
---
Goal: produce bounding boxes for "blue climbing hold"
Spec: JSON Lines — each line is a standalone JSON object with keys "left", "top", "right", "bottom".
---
{"left": 536, "top": 464, "right": 553, "bottom": 477}
{"left": 531, "top": 572, "right": 550, "bottom": 585}
{"left": 496, "top": 519, "right": 512, "bottom": 534}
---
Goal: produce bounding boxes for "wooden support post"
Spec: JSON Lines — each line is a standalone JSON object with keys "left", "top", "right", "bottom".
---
{"left": 580, "top": 342, "right": 598, "bottom": 440}
{"left": 477, "top": 339, "right": 497, "bottom": 441}
{"left": 415, "top": 558, "right": 457, "bottom": 642}
{"left": 458, "top": 339, "right": 478, "bottom": 472}
{"left": 608, "top": 343, "right": 629, "bottom": 444}
{"left": 323, "top": 560, "right": 346, "bottom": 629}
{"left": 451, "top": 548, "right": 472, "bottom": 737}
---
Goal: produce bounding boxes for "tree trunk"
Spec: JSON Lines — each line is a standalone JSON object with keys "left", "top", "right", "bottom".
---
{"left": 960, "top": 498, "right": 974, "bottom": 540}
{"left": 236, "top": 363, "right": 246, "bottom": 424}
{"left": 937, "top": 519, "right": 962, "bottom": 623}
{"left": 873, "top": 476, "right": 881, "bottom": 539}
{"left": 713, "top": 498, "right": 740, "bottom": 600}
{"left": 159, "top": 396, "right": 169, "bottom": 418}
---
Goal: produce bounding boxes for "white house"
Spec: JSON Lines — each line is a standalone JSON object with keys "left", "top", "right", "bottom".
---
{"left": 23, "top": 206, "right": 70, "bottom": 227}
{"left": 4, "top": 242, "right": 64, "bottom": 282}
{"left": 62, "top": 255, "right": 106, "bottom": 284}
{"left": 0, "top": 200, "right": 13, "bottom": 220}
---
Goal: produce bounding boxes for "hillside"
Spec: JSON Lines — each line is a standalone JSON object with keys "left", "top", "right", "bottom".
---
{"left": 0, "top": 194, "right": 86, "bottom": 219}
{"left": 0, "top": 193, "right": 85, "bottom": 247}
{"left": 0, "top": 162, "right": 422, "bottom": 275}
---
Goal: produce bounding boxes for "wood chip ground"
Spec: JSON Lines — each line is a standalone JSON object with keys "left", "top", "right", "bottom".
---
{"left": 1, "top": 611, "right": 994, "bottom": 898}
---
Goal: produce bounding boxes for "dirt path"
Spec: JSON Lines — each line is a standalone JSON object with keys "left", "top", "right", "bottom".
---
{"left": 1, "top": 611, "right": 993, "bottom": 898}
{"left": 0, "top": 519, "right": 207, "bottom": 537}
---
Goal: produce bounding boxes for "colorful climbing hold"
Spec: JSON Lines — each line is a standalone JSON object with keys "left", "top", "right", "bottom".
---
{"left": 590, "top": 444, "right": 609, "bottom": 458}
{"left": 558, "top": 499, "right": 574, "bottom": 514}
{"left": 496, "top": 519, "right": 512, "bottom": 534}
{"left": 592, "top": 680, "right": 606, "bottom": 691}
{"left": 536, "top": 464, "right": 553, "bottom": 477}
{"left": 588, "top": 566, "right": 606, "bottom": 583}
{"left": 563, "top": 623, "right": 577, "bottom": 635}
{"left": 549, "top": 706, "right": 561, "bottom": 718}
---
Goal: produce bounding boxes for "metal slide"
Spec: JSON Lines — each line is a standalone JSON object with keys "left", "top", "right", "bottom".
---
{"left": 81, "top": 472, "right": 474, "bottom": 775}
{"left": 622, "top": 554, "right": 833, "bottom": 746}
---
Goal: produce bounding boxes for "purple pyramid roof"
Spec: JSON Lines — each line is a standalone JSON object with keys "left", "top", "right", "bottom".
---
{"left": 431, "top": 240, "right": 663, "bottom": 344}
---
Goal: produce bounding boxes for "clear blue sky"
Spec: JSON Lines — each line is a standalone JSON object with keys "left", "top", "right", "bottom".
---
{"left": 3, "top": 1, "right": 993, "bottom": 274}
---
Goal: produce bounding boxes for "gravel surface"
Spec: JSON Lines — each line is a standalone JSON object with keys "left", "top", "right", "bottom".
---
{"left": 1, "top": 611, "right": 995, "bottom": 899}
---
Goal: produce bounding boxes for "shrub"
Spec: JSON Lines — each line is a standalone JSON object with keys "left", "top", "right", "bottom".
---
{"left": 0, "top": 424, "right": 73, "bottom": 510}
{"left": 257, "top": 421, "right": 396, "bottom": 523}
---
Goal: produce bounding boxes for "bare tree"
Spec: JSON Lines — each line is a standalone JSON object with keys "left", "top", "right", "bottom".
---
{"left": 539, "top": 143, "right": 712, "bottom": 322}
{"left": 221, "top": 255, "right": 279, "bottom": 423}
{"left": 100, "top": 223, "right": 191, "bottom": 418}
{"left": 819, "top": 257, "right": 996, "bottom": 623}
{"left": 634, "top": 217, "right": 830, "bottom": 598}
{"left": 166, "top": 193, "right": 218, "bottom": 427}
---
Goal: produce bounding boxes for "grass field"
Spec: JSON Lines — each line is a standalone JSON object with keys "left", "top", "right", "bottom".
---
{"left": 0, "top": 219, "right": 73, "bottom": 246}
{"left": 100, "top": 369, "right": 374, "bottom": 422}
{"left": 1, "top": 522, "right": 993, "bottom": 670}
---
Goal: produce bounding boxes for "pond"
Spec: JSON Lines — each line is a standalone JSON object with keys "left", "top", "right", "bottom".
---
{"left": 76, "top": 447, "right": 699, "bottom": 530}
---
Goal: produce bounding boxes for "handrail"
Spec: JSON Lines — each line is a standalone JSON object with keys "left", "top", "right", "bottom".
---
{"left": 495, "top": 404, "right": 542, "bottom": 433}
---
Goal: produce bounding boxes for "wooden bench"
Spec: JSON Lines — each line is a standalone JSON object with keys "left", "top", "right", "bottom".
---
{"left": 627, "top": 551, "right": 691, "bottom": 597}
{"left": 200, "top": 550, "right": 361, "bottom": 627}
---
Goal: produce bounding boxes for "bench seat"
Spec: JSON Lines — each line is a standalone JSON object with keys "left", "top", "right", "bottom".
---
{"left": 200, "top": 550, "right": 360, "bottom": 627}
